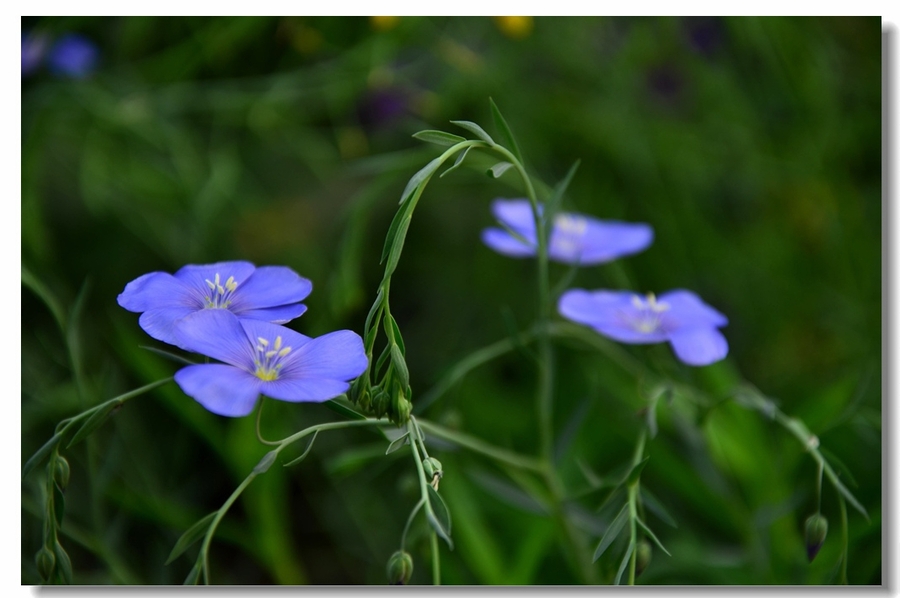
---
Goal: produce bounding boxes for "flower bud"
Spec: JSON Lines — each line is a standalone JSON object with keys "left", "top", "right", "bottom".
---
{"left": 423, "top": 457, "right": 443, "bottom": 490}
{"left": 35, "top": 545, "right": 56, "bottom": 580}
{"left": 804, "top": 514, "right": 828, "bottom": 562}
{"left": 635, "top": 540, "right": 652, "bottom": 577}
{"left": 386, "top": 550, "right": 413, "bottom": 585}
{"left": 53, "top": 456, "right": 71, "bottom": 491}
{"left": 396, "top": 396, "right": 412, "bottom": 425}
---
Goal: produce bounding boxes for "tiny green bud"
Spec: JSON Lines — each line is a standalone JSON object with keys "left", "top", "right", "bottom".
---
{"left": 386, "top": 550, "right": 413, "bottom": 585}
{"left": 36, "top": 546, "right": 56, "bottom": 580}
{"left": 423, "top": 457, "right": 443, "bottom": 489}
{"left": 53, "top": 456, "right": 71, "bottom": 491}
{"left": 396, "top": 396, "right": 412, "bottom": 426}
{"left": 804, "top": 514, "right": 828, "bottom": 562}
{"left": 635, "top": 540, "right": 652, "bottom": 577}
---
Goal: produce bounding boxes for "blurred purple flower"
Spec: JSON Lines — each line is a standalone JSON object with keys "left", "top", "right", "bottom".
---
{"left": 558, "top": 288, "right": 728, "bottom": 366}
{"left": 118, "top": 261, "right": 312, "bottom": 348}
{"left": 482, "top": 198, "right": 653, "bottom": 265}
{"left": 173, "top": 310, "right": 368, "bottom": 417}
{"left": 48, "top": 33, "right": 99, "bottom": 78}
{"left": 683, "top": 17, "right": 725, "bottom": 57}
{"left": 357, "top": 87, "right": 410, "bottom": 129}
{"left": 22, "top": 31, "right": 49, "bottom": 76}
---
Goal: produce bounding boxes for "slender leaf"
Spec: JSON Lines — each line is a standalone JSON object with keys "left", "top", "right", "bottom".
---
{"left": 626, "top": 456, "right": 650, "bottom": 486}
{"left": 140, "top": 345, "right": 197, "bottom": 366}
{"left": 613, "top": 541, "right": 635, "bottom": 586}
{"left": 21, "top": 265, "right": 67, "bottom": 332}
{"left": 399, "top": 157, "right": 442, "bottom": 205}
{"left": 819, "top": 446, "right": 859, "bottom": 489}
{"left": 427, "top": 485, "right": 453, "bottom": 548}
{"left": 22, "top": 434, "right": 64, "bottom": 480}
{"left": 823, "top": 459, "right": 868, "bottom": 519}
{"left": 183, "top": 563, "right": 202, "bottom": 585}
{"left": 640, "top": 487, "right": 677, "bottom": 528}
{"left": 283, "top": 431, "right": 319, "bottom": 468}
{"left": 390, "top": 344, "right": 410, "bottom": 389}
{"left": 543, "top": 160, "right": 580, "bottom": 221}
{"left": 165, "top": 512, "right": 217, "bottom": 565}
{"left": 52, "top": 482, "right": 66, "bottom": 527}
{"left": 385, "top": 432, "right": 410, "bottom": 454}
{"left": 593, "top": 503, "right": 629, "bottom": 562}
{"left": 380, "top": 198, "right": 415, "bottom": 264}
{"left": 253, "top": 450, "right": 278, "bottom": 474}
{"left": 54, "top": 541, "right": 73, "bottom": 584}
{"left": 489, "top": 98, "right": 523, "bottom": 163}
{"left": 385, "top": 313, "right": 405, "bottom": 355}
{"left": 487, "top": 161, "right": 513, "bottom": 179}
{"left": 66, "top": 401, "right": 119, "bottom": 449}
{"left": 450, "top": 120, "right": 495, "bottom": 144}
{"left": 636, "top": 517, "right": 671, "bottom": 556}
{"left": 324, "top": 397, "right": 369, "bottom": 422}
{"left": 412, "top": 130, "right": 467, "bottom": 146}
{"left": 439, "top": 146, "right": 471, "bottom": 178}
{"left": 468, "top": 470, "right": 547, "bottom": 514}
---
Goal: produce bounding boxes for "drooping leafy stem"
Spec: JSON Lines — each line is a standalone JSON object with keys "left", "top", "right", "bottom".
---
{"left": 174, "top": 417, "right": 387, "bottom": 585}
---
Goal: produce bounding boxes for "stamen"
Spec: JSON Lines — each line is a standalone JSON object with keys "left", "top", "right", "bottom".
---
{"left": 254, "top": 334, "right": 293, "bottom": 381}
{"left": 203, "top": 271, "right": 240, "bottom": 309}
{"left": 628, "top": 292, "right": 670, "bottom": 334}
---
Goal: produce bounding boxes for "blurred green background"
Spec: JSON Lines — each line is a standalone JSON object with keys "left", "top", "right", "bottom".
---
{"left": 21, "top": 16, "right": 881, "bottom": 584}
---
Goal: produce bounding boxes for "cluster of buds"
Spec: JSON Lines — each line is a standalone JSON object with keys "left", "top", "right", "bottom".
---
{"left": 349, "top": 375, "right": 412, "bottom": 426}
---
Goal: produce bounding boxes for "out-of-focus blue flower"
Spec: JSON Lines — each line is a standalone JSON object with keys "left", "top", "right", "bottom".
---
{"left": 175, "top": 310, "right": 368, "bottom": 417}
{"left": 558, "top": 288, "right": 728, "bottom": 366}
{"left": 118, "top": 261, "right": 312, "bottom": 348}
{"left": 482, "top": 198, "right": 653, "bottom": 265}
{"left": 173, "top": 310, "right": 368, "bottom": 417}
{"left": 22, "top": 31, "right": 49, "bottom": 76}
{"left": 47, "top": 33, "right": 99, "bottom": 78}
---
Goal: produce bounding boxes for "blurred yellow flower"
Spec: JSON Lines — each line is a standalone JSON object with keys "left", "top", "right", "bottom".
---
{"left": 370, "top": 16, "right": 400, "bottom": 31}
{"left": 494, "top": 16, "right": 534, "bottom": 39}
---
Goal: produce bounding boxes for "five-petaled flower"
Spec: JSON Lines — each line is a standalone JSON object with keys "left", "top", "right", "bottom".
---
{"left": 481, "top": 198, "right": 653, "bottom": 265}
{"left": 173, "top": 310, "right": 368, "bottom": 417}
{"left": 118, "top": 261, "right": 312, "bottom": 348}
{"left": 558, "top": 288, "right": 728, "bottom": 366}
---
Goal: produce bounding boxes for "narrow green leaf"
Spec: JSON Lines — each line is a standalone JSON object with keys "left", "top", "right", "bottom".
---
{"left": 390, "top": 344, "right": 410, "bottom": 389}
{"left": 183, "top": 563, "right": 202, "bottom": 585}
{"left": 640, "top": 487, "right": 677, "bottom": 528}
{"left": 282, "top": 431, "right": 319, "bottom": 468}
{"left": 54, "top": 541, "right": 73, "bottom": 584}
{"left": 385, "top": 432, "right": 410, "bottom": 454}
{"left": 489, "top": 98, "right": 523, "bottom": 163}
{"left": 380, "top": 198, "right": 415, "bottom": 264}
{"left": 544, "top": 160, "right": 580, "bottom": 221}
{"left": 21, "top": 265, "right": 67, "bottom": 333}
{"left": 383, "top": 213, "right": 413, "bottom": 280}
{"left": 468, "top": 470, "right": 548, "bottom": 514}
{"left": 613, "top": 541, "right": 635, "bottom": 586}
{"left": 426, "top": 486, "right": 453, "bottom": 548}
{"left": 593, "top": 503, "right": 629, "bottom": 562}
{"left": 253, "top": 450, "right": 278, "bottom": 474}
{"left": 165, "top": 512, "right": 217, "bottom": 565}
{"left": 450, "top": 120, "right": 495, "bottom": 144}
{"left": 52, "top": 482, "right": 66, "bottom": 527}
{"left": 66, "top": 401, "right": 119, "bottom": 449}
{"left": 324, "top": 397, "right": 369, "bottom": 422}
{"left": 636, "top": 517, "right": 671, "bottom": 556}
{"left": 385, "top": 313, "right": 405, "bottom": 355}
{"left": 487, "top": 162, "right": 514, "bottom": 179}
{"left": 22, "top": 434, "right": 63, "bottom": 480}
{"left": 439, "top": 146, "right": 471, "bottom": 178}
{"left": 625, "top": 456, "right": 650, "bottom": 487}
{"left": 823, "top": 460, "right": 868, "bottom": 519}
{"left": 399, "top": 157, "right": 442, "bottom": 205}
{"left": 140, "top": 345, "right": 197, "bottom": 366}
{"left": 819, "top": 447, "right": 859, "bottom": 489}
{"left": 412, "top": 130, "right": 467, "bottom": 146}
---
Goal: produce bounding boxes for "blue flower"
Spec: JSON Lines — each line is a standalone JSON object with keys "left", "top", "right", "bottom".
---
{"left": 47, "top": 33, "right": 98, "bottom": 79}
{"left": 118, "top": 261, "right": 312, "bottom": 348}
{"left": 172, "top": 310, "right": 368, "bottom": 417}
{"left": 481, "top": 198, "right": 653, "bottom": 265}
{"left": 558, "top": 288, "right": 728, "bottom": 366}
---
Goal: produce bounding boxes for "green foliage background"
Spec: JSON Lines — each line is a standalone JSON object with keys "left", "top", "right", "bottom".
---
{"left": 21, "top": 16, "right": 881, "bottom": 584}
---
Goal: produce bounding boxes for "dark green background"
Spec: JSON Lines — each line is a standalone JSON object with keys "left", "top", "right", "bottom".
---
{"left": 22, "top": 16, "right": 881, "bottom": 584}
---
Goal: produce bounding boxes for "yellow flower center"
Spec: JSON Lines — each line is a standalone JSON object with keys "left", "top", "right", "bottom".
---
{"left": 253, "top": 335, "right": 292, "bottom": 381}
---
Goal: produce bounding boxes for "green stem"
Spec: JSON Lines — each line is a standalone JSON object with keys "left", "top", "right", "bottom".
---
{"left": 839, "top": 495, "right": 848, "bottom": 584}
{"left": 415, "top": 419, "right": 542, "bottom": 472}
{"left": 431, "top": 532, "right": 441, "bottom": 586}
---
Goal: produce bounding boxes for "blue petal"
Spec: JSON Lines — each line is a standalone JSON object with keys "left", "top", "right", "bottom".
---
{"left": 262, "top": 378, "right": 352, "bottom": 403}
{"left": 118, "top": 272, "right": 195, "bottom": 312}
{"left": 237, "top": 303, "right": 308, "bottom": 324}
{"left": 558, "top": 289, "right": 668, "bottom": 343}
{"left": 481, "top": 228, "right": 537, "bottom": 257}
{"left": 175, "top": 364, "right": 261, "bottom": 417}
{"left": 577, "top": 220, "right": 654, "bottom": 264}
{"left": 658, "top": 290, "right": 728, "bottom": 329}
{"left": 231, "top": 266, "right": 312, "bottom": 311}
{"left": 668, "top": 327, "right": 728, "bottom": 366}
{"left": 280, "top": 330, "right": 368, "bottom": 382}
{"left": 492, "top": 198, "right": 540, "bottom": 232}
{"left": 173, "top": 310, "right": 257, "bottom": 368}
{"left": 236, "top": 318, "right": 313, "bottom": 354}
{"left": 138, "top": 306, "right": 197, "bottom": 347}
{"left": 173, "top": 261, "right": 256, "bottom": 306}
